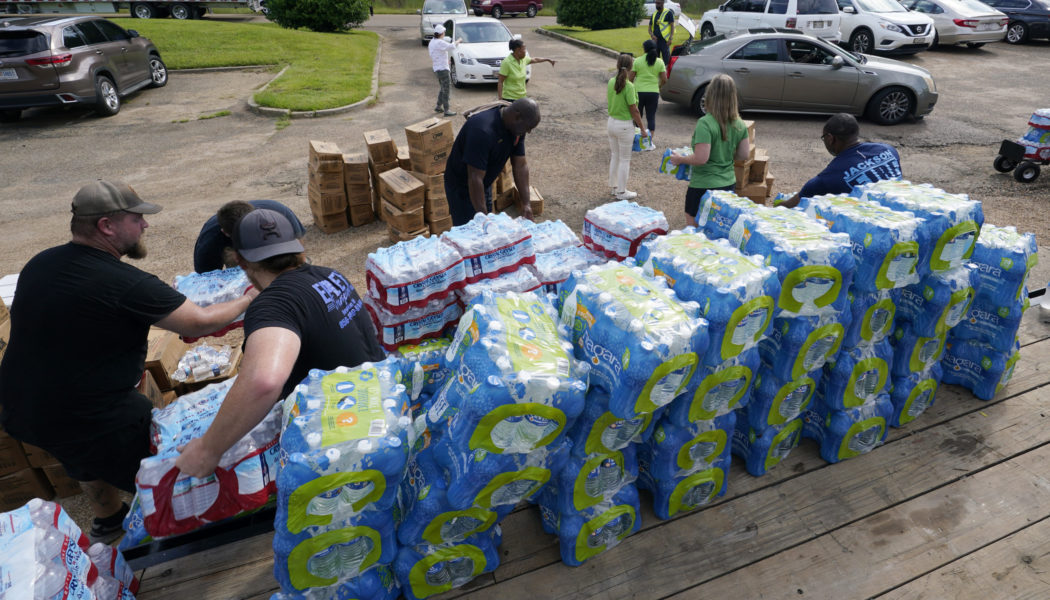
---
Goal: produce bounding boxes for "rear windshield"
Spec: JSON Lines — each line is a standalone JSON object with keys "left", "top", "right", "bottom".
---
{"left": 423, "top": 0, "right": 466, "bottom": 13}
{"left": 796, "top": 0, "right": 839, "bottom": 13}
{"left": 0, "top": 31, "right": 48, "bottom": 57}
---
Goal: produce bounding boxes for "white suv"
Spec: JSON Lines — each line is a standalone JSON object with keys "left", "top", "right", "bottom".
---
{"left": 837, "top": 0, "right": 936, "bottom": 54}
{"left": 419, "top": 0, "right": 468, "bottom": 46}
{"left": 699, "top": 0, "right": 841, "bottom": 42}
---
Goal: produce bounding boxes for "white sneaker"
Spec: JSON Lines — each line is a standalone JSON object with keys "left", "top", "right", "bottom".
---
{"left": 616, "top": 190, "right": 638, "bottom": 200}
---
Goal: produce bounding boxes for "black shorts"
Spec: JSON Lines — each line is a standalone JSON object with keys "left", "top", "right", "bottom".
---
{"left": 685, "top": 184, "right": 736, "bottom": 218}
{"left": 444, "top": 181, "right": 494, "bottom": 227}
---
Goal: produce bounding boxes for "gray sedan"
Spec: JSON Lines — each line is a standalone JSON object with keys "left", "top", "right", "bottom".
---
{"left": 661, "top": 28, "right": 938, "bottom": 125}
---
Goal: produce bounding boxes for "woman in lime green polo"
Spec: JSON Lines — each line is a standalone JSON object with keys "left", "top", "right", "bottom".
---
{"left": 608, "top": 53, "right": 650, "bottom": 201}
{"left": 631, "top": 39, "right": 667, "bottom": 147}
{"left": 497, "top": 38, "right": 556, "bottom": 101}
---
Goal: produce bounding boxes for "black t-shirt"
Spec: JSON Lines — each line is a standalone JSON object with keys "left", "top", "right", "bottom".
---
{"left": 192, "top": 200, "right": 306, "bottom": 274}
{"left": 444, "top": 107, "right": 526, "bottom": 197}
{"left": 244, "top": 265, "right": 385, "bottom": 398}
{"left": 0, "top": 243, "right": 186, "bottom": 445}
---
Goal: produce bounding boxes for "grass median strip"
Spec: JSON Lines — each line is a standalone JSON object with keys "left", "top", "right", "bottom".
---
{"left": 542, "top": 25, "right": 653, "bottom": 55}
{"left": 126, "top": 20, "right": 377, "bottom": 111}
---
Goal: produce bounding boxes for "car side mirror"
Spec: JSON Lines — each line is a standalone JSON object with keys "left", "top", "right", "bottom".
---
{"left": 127, "top": 29, "right": 140, "bottom": 38}
{"left": 512, "top": 33, "right": 522, "bottom": 39}
{"left": 831, "top": 55, "right": 844, "bottom": 67}
{"left": 842, "top": 6, "right": 855, "bottom": 12}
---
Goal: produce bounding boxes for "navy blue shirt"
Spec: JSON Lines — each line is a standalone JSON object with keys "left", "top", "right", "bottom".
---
{"left": 444, "top": 107, "right": 526, "bottom": 197}
{"left": 799, "top": 142, "right": 902, "bottom": 199}
{"left": 193, "top": 200, "right": 305, "bottom": 273}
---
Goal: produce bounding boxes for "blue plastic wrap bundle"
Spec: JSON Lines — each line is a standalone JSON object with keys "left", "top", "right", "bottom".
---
{"left": 274, "top": 359, "right": 413, "bottom": 599}
{"left": 728, "top": 205, "right": 856, "bottom": 318}
{"left": 559, "top": 262, "right": 710, "bottom": 419}
{"left": 894, "top": 264, "right": 977, "bottom": 337}
{"left": 801, "top": 393, "right": 893, "bottom": 464}
{"left": 953, "top": 294, "right": 1028, "bottom": 351}
{"left": 659, "top": 147, "right": 692, "bottom": 180}
{"left": 640, "top": 412, "right": 735, "bottom": 482}
{"left": 759, "top": 313, "right": 848, "bottom": 382}
{"left": 842, "top": 289, "right": 896, "bottom": 348}
{"left": 820, "top": 339, "right": 893, "bottom": 411}
{"left": 565, "top": 387, "right": 655, "bottom": 459}
{"left": 636, "top": 229, "right": 780, "bottom": 366}
{"left": 663, "top": 347, "right": 760, "bottom": 426}
{"left": 582, "top": 200, "right": 670, "bottom": 260}
{"left": 393, "top": 526, "right": 503, "bottom": 600}
{"left": 852, "top": 180, "right": 984, "bottom": 274}
{"left": 941, "top": 337, "right": 1020, "bottom": 401}
{"left": 889, "top": 363, "right": 942, "bottom": 428}
{"left": 731, "top": 409, "right": 803, "bottom": 477}
{"left": 637, "top": 450, "right": 730, "bottom": 520}
{"left": 546, "top": 444, "right": 639, "bottom": 514}
{"left": 436, "top": 291, "right": 589, "bottom": 455}
{"left": 694, "top": 190, "right": 759, "bottom": 241}
{"left": 889, "top": 324, "right": 946, "bottom": 378}
{"left": 271, "top": 566, "right": 399, "bottom": 600}
{"left": 396, "top": 337, "right": 453, "bottom": 410}
{"left": 528, "top": 245, "right": 607, "bottom": 296}
{"left": 537, "top": 484, "right": 642, "bottom": 567}
{"left": 518, "top": 218, "right": 581, "bottom": 253}
{"left": 440, "top": 212, "right": 536, "bottom": 284}
{"left": 800, "top": 194, "right": 927, "bottom": 290}
{"left": 366, "top": 235, "right": 466, "bottom": 314}
{"left": 747, "top": 369, "right": 819, "bottom": 432}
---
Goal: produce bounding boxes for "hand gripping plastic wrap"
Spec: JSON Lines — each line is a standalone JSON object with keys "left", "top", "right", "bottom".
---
{"left": 565, "top": 386, "right": 656, "bottom": 460}
{"left": 889, "top": 324, "right": 947, "bottom": 379}
{"left": 801, "top": 392, "right": 893, "bottom": 464}
{"left": 273, "top": 359, "right": 413, "bottom": 599}
{"left": 889, "top": 363, "right": 942, "bottom": 428}
{"left": 662, "top": 346, "right": 760, "bottom": 426}
{"left": 518, "top": 218, "right": 582, "bottom": 254}
{"left": 800, "top": 194, "right": 927, "bottom": 290}
{"left": 366, "top": 235, "right": 466, "bottom": 315}
{"left": 545, "top": 444, "right": 638, "bottom": 516}
{"left": 636, "top": 229, "right": 779, "bottom": 367}
{"left": 893, "top": 264, "right": 977, "bottom": 338}
{"left": 582, "top": 200, "right": 669, "bottom": 260}
{"left": 393, "top": 526, "right": 502, "bottom": 600}
{"left": 820, "top": 338, "right": 893, "bottom": 411}
{"left": 173, "top": 267, "right": 252, "bottom": 341}
{"left": 364, "top": 293, "right": 463, "bottom": 352}
{"left": 638, "top": 445, "right": 730, "bottom": 520}
{"left": 852, "top": 180, "right": 984, "bottom": 274}
{"left": 842, "top": 289, "right": 896, "bottom": 349}
{"left": 659, "top": 147, "right": 692, "bottom": 181}
{"left": 439, "top": 212, "right": 536, "bottom": 284}
{"left": 528, "top": 245, "right": 608, "bottom": 296}
{"left": 941, "top": 337, "right": 1020, "bottom": 401}
{"left": 436, "top": 290, "right": 589, "bottom": 456}
{"left": 728, "top": 205, "right": 856, "bottom": 318}
{"left": 396, "top": 337, "right": 453, "bottom": 409}
{"left": 746, "top": 368, "right": 820, "bottom": 432}
{"left": 455, "top": 267, "right": 542, "bottom": 305}
{"left": 537, "top": 482, "right": 642, "bottom": 567}
{"left": 731, "top": 410, "right": 804, "bottom": 477}
{"left": 695, "top": 190, "right": 762, "bottom": 242}
{"left": 559, "top": 262, "right": 710, "bottom": 419}
{"left": 759, "top": 313, "right": 848, "bottom": 383}
{"left": 135, "top": 378, "right": 281, "bottom": 539}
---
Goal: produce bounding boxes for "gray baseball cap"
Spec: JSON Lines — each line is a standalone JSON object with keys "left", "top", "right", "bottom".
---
{"left": 232, "top": 208, "right": 305, "bottom": 262}
{"left": 71, "top": 180, "right": 162, "bottom": 216}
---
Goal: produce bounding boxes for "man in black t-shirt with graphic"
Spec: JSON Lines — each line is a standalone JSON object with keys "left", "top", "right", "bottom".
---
{"left": 175, "top": 209, "right": 384, "bottom": 478}
{"left": 0, "top": 180, "right": 255, "bottom": 543}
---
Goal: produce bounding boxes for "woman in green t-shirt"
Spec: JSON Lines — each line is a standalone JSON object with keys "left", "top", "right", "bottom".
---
{"left": 668, "top": 74, "right": 750, "bottom": 226}
{"left": 497, "top": 38, "right": 556, "bottom": 101}
{"left": 630, "top": 40, "right": 667, "bottom": 147}
{"left": 607, "top": 53, "right": 650, "bottom": 201}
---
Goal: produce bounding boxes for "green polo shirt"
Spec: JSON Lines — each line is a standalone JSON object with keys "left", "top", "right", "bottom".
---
{"left": 631, "top": 56, "right": 666, "bottom": 94}
{"left": 607, "top": 78, "right": 638, "bottom": 121}
{"left": 499, "top": 54, "right": 532, "bottom": 100}
{"left": 689, "top": 114, "right": 748, "bottom": 189}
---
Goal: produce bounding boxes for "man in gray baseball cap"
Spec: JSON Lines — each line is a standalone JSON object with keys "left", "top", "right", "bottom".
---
{"left": 0, "top": 180, "right": 256, "bottom": 543}
{"left": 176, "top": 209, "right": 385, "bottom": 479}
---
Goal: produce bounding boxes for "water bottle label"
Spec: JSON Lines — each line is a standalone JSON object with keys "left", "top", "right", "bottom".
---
{"left": 861, "top": 300, "right": 895, "bottom": 343}
{"left": 496, "top": 296, "right": 571, "bottom": 377}
{"left": 286, "top": 526, "right": 382, "bottom": 591}
{"left": 931, "top": 223, "right": 978, "bottom": 271}
{"left": 471, "top": 403, "right": 566, "bottom": 454}
{"left": 575, "top": 452, "right": 627, "bottom": 510}
{"left": 844, "top": 357, "right": 888, "bottom": 408}
{"left": 795, "top": 323, "right": 845, "bottom": 379}
{"left": 878, "top": 242, "right": 920, "bottom": 289}
{"left": 317, "top": 371, "right": 387, "bottom": 447}
{"left": 407, "top": 544, "right": 486, "bottom": 598}
{"left": 669, "top": 467, "right": 724, "bottom": 516}
{"left": 424, "top": 509, "right": 496, "bottom": 546}
{"left": 589, "top": 412, "right": 651, "bottom": 455}
{"left": 840, "top": 418, "right": 886, "bottom": 459}
{"left": 475, "top": 466, "right": 550, "bottom": 509}
{"left": 171, "top": 475, "right": 220, "bottom": 521}
{"left": 574, "top": 505, "right": 636, "bottom": 563}
{"left": 765, "top": 420, "right": 803, "bottom": 472}
{"left": 723, "top": 298, "right": 774, "bottom": 361}
{"left": 687, "top": 365, "right": 752, "bottom": 421}
{"left": 771, "top": 377, "right": 815, "bottom": 426}
{"left": 678, "top": 431, "right": 727, "bottom": 472}
{"left": 899, "top": 378, "right": 938, "bottom": 425}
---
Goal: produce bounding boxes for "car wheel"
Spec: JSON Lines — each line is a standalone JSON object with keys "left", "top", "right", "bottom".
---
{"left": 492, "top": 5, "right": 503, "bottom": 18}
{"left": 1006, "top": 21, "right": 1027, "bottom": 44}
{"left": 701, "top": 23, "right": 716, "bottom": 39}
{"left": 691, "top": 84, "right": 708, "bottom": 117}
{"left": 422, "top": 38, "right": 430, "bottom": 46}
{"left": 132, "top": 2, "right": 155, "bottom": 19}
{"left": 526, "top": 4, "right": 537, "bottom": 17}
{"left": 1014, "top": 162, "right": 1040, "bottom": 183}
{"left": 866, "top": 86, "right": 912, "bottom": 125}
{"left": 993, "top": 154, "right": 1017, "bottom": 173}
{"left": 965, "top": 42, "right": 985, "bottom": 48}
{"left": 95, "top": 76, "right": 120, "bottom": 117}
{"left": 0, "top": 109, "right": 21, "bottom": 122}
{"left": 170, "top": 3, "right": 191, "bottom": 19}
{"left": 929, "top": 31, "right": 939, "bottom": 50}
{"left": 450, "top": 61, "right": 464, "bottom": 88}
{"left": 850, "top": 29, "right": 874, "bottom": 54}
{"left": 149, "top": 55, "right": 168, "bottom": 87}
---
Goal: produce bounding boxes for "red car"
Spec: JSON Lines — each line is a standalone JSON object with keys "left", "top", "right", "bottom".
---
{"left": 471, "top": 0, "right": 542, "bottom": 18}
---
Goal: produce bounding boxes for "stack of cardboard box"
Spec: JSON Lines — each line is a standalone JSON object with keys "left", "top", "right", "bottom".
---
{"left": 365, "top": 129, "right": 401, "bottom": 223}
{"left": 308, "top": 140, "right": 350, "bottom": 234}
{"left": 379, "top": 168, "right": 427, "bottom": 243}
{"left": 20, "top": 442, "right": 81, "bottom": 501}
{"left": 493, "top": 161, "right": 517, "bottom": 212}
{"left": 343, "top": 153, "right": 374, "bottom": 227}
{"left": 145, "top": 328, "right": 187, "bottom": 409}
{"left": 0, "top": 433, "right": 55, "bottom": 510}
{"left": 0, "top": 296, "right": 9, "bottom": 364}
{"left": 405, "top": 118, "right": 455, "bottom": 235}
{"left": 733, "top": 120, "right": 775, "bottom": 205}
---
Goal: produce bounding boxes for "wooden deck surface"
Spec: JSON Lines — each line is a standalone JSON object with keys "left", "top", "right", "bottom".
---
{"left": 136, "top": 310, "right": 1050, "bottom": 600}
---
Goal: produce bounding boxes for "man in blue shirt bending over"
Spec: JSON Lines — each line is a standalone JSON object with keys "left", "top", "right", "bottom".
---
{"left": 778, "top": 113, "right": 902, "bottom": 208}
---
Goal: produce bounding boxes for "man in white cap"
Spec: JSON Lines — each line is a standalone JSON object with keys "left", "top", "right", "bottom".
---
{"left": 0, "top": 180, "right": 255, "bottom": 543}
{"left": 429, "top": 23, "right": 461, "bottom": 116}
{"left": 175, "top": 208, "right": 384, "bottom": 479}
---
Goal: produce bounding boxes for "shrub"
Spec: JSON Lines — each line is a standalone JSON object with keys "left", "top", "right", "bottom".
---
{"left": 266, "top": 0, "right": 370, "bottom": 32}
{"left": 556, "top": 0, "right": 645, "bottom": 30}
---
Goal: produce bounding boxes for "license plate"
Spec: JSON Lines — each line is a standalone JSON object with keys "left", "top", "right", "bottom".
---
{"left": 977, "top": 22, "right": 997, "bottom": 30}
{"left": 809, "top": 20, "right": 825, "bottom": 27}
{"left": 0, "top": 69, "right": 16, "bottom": 81}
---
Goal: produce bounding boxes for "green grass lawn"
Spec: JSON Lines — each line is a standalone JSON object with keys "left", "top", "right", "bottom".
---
{"left": 128, "top": 20, "right": 377, "bottom": 111}
{"left": 543, "top": 25, "right": 653, "bottom": 55}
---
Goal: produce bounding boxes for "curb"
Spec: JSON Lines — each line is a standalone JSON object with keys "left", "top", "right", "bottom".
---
{"left": 534, "top": 27, "right": 620, "bottom": 59}
{"left": 245, "top": 33, "right": 384, "bottom": 119}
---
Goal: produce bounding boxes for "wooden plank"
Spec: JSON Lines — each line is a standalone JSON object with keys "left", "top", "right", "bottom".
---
{"left": 877, "top": 515, "right": 1050, "bottom": 600}
{"left": 673, "top": 444, "right": 1050, "bottom": 599}
{"left": 1017, "top": 305, "right": 1050, "bottom": 347}
{"left": 138, "top": 556, "right": 276, "bottom": 600}
{"left": 452, "top": 380, "right": 1050, "bottom": 599}
{"left": 137, "top": 533, "right": 274, "bottom": 595}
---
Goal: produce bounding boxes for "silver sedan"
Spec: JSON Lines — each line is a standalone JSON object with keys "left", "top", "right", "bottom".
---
{"left": 900, "top": 0, "right": 1008, "bottom": 48}
{"left": 661, "top": 28, "right": 938, "bottom": 125}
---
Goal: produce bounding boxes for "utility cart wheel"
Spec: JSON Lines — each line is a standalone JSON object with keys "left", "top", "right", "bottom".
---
{"left": 993, "top": 154, "right": 1017, "bottom": 173}
{"left": 1013, "top": 161, "right": 1040, "bottom": 183}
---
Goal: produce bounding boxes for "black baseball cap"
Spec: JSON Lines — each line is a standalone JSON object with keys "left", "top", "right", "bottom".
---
{"left": 232, "top": 208, "right": 305, "bottom": 262}
{"left": 71, "top": 180, "right": 162, "bottom": 216}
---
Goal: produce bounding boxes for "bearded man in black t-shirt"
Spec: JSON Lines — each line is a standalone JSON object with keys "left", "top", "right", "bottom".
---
{"left": 0, "top": 180, "right": 256, "bottom": 543}
{"left": 175, "top": 209, "right": 384, "bottom": 479}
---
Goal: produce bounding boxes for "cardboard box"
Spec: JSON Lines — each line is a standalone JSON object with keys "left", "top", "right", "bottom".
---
{"left": 424, "top": 194, "right": 450, "bottom": 221}
{"left": 733, "top": 160, "right": 752, "bottom": 186}
{"left": 346, "top": 183, "right": 373, "bottom": 208}
{"left": 408, "top": 147, "right": 451, "bottom": 176}
{"left": 388, "top": 226, "right": 429, "bottom": 244}
{"left": 161, "top": 390, "right": 178, "bottom": 407}
{"left": 382, "top": 200, "right": 425, "bottom": 232}
{"left": 369, "top": 158, "right": 399, "bottom": 177}
{"left": 309, "top": 140, "right": 343, "bottom": 173}
{"left": 349, "top": 203, "right": 375, "bottom": 227}
{"left": 742, "top": 119, "right": 756, "bottom": 144}
{"left": 749, "top": 150, "right": 770, "bottom": 183}
{"left": 408, "top": 170, "right": 446, "bottom": 199}
{"left": 494, "top": 185, "right": 518, "bottom": 212}
{"left": 737, "top": 181, "right": 768, "bottom": 200}
{"left": 342, "top": 153, "right": 370, "bottom": 186}
{"left": 146, "top": 329, "right": 187, "bottom": 391}
{"left": 428, "top": 215, "right": 453, "bottom": 235}
{"left": 308, "top": 184, "right": 347, "bottom": 216}
{"left": 174, "top": 346, "right": 243, "bottom": 395}
{"left": 364, "top": 129, "right": 399, "bottom": 164}
{"left": 0, "top": 468, "right": 53, "bottom": 510}
{"left": 372, "top": 184, "right": 383, "bottom": 224}
{"left": 0, "top": 432, "right": 29, "bottom": 477}
{"left": 0, "top": 316, "right": 9, "bottom": 364}
{"left": 42, "top": 464, "right": 81, "bottom": 498}
{"left": 529, "top": 186, "right": 544, "bottom": 217}
{"left": 405, "top": 118, "right": 455, "bottom": 155}
{"left": 309, "top": 169, "right": 346, "bottom": 194}
{"left": 0, "top": 296, "right": 8, "bottom": 325}
{"left": 378, "top": 168, "right": 425, "bottom": 211}
{"left": 312, "top": 208, "right": 349, "bottom": 235}
{"left": 397, "top": 146, "right": 411, "bottom": 171}
{"left": 137, "top": 370, "right": 165, "bottom": 409}
{"left": 19, "top": 442, "right": 58, "bottom": 469}
{"left": 765, "top": 174, "right": 775, "bottom": 197}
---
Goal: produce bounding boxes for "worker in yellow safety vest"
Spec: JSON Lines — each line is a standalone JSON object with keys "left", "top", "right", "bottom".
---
{"left": 648, "top": 0, "right": 676, "bottom": 65}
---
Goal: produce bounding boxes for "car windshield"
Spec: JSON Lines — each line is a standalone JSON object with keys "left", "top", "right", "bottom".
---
{"left": 856, "top": 0, "right": 909, "bottom": 12}
{"left": 0, "top": 31, "right": 48, "bottom": 57}
{"left": 423, "top": 0, "right": 465, "bottom": 14}
{"left": 458, "top": 22, "right": 512, "bottom": 43}
{"left": 796, "top": 0, "right": 840, "bottom": 13}
{"left": 679, "top": 34, "right": 728, "bottom": 54}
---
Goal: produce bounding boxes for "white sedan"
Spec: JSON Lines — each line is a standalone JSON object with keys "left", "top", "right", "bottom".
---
{"left": 442, "top": 17, "right": 530, "bottom": 87}
{"left": 643, "top": 0, "right": 682, "bottom": 17}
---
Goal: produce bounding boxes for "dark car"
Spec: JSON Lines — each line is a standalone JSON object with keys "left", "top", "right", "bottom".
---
{"left": 0, "top": 15, "right": 167, "bottom": 121}
{"left": 980, "top": 0, "right": 1050, "bottom": 42}
{"left": 471, "top": 0, "right": 542, "bottom": 18}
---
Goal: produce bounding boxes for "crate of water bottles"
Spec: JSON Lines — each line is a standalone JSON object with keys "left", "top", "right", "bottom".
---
{"left": 439, "top": 212, "right": 536, "bottom": 284}
{"left": 366, "top": 235, "right": 467, "bottom": 315}
{"left": 582, "top": 201, "right": 669, "bottom": 261}
{"left": 659, "top": 147, "right": 692, "bottom": 180}
{"left": 528, "top": 245, "right": 607, "bottom": 297}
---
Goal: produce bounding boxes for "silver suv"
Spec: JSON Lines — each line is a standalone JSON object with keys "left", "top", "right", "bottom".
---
{"left": 0, "top": 16, "right": 167, "bottom": 121}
